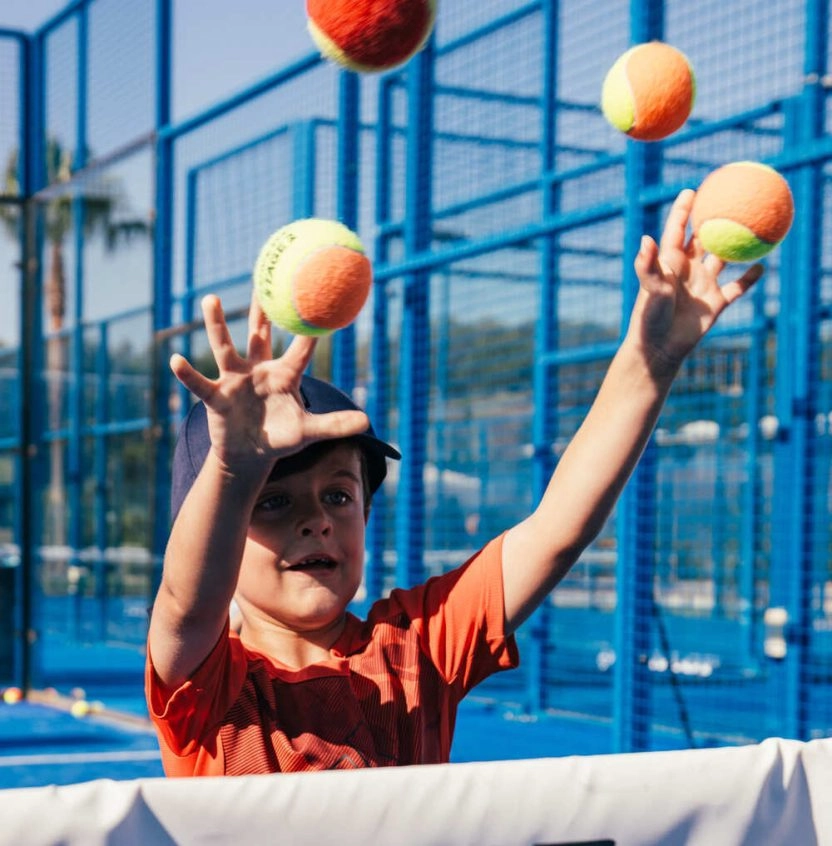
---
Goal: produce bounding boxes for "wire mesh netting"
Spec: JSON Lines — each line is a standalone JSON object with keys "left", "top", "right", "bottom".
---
{"left": 0, "top": 0, "right": 831, "bottom": 757}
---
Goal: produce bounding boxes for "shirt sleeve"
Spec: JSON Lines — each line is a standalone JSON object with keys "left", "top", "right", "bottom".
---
{"left": 145, "top": 627, "right": 248, "bottom": 762}
{"left": 383, "top": 532, "right": 519, "bottom": 695}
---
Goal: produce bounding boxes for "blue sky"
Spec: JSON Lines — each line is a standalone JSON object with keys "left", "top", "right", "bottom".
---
{"left": 0, "top": 1, "right": 67, "bottom": 30}
{"left": 2, "top": 0, "right": 314, "bottom": 122}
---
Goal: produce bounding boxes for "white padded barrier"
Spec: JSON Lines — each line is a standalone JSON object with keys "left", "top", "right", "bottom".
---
{"left": 0, "top": 737, "right": 830, "bottom": 845}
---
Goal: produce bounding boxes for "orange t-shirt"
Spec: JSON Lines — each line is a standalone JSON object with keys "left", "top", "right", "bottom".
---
{"left": 146, "top": 534, "right": 518, "bottom": 777}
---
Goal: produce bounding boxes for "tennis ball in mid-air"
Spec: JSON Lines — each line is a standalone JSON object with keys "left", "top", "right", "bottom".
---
{"left": 306, "top": 0, "right": 437, "bottom": 73}
{"left": 691, "top": 161, "right": 795, "bottom": 262}
{"left": 601, "top": 41, "right": 695, "bottom": 141}
{"left": 253, "top": 219, "right": 372, "bottom": 336}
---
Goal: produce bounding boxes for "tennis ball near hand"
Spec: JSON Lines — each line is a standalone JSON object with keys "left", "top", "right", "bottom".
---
{"left": 306, "top": 0, "right": 437, "bottom": 73}
{"left": 691, "top": 162, "right": 795, "bottom": 262}
{"left": 253, "top": 219, "right": 372, "bottom": 336}
{"left": 601, "top": 41, "right": 695, "bottom": 141}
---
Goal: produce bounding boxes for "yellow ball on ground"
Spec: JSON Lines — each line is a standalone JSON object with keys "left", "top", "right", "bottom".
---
{"left": 601, "top": 41, "right": 696, "bottom": 141}
{"left": 691, "top": 161, "right": 795, "bottom": 262}
{"left": 70, "top": 700, "right": 91, "bottom": 718}
{"left": 253, "top": 218, "right": 372, "bottom": 337}
{"left": 2, "top": 687, "right": 23, "bottom": 704}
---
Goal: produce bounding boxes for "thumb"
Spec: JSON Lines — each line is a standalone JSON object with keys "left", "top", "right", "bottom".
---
{"left": 302, "top": 410, "right": 371, "bottom": 443}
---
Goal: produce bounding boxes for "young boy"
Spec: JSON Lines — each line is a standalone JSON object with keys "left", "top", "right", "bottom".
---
{"left": 146, "top": 190, "right": 762, "bottom": 776}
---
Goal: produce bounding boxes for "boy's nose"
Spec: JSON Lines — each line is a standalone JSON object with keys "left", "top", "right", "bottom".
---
{"left": 300, "top": 522, "right": 330, "bottom": 537}
{"left": 298, "top": 506, "right": 331, "bottom": 536}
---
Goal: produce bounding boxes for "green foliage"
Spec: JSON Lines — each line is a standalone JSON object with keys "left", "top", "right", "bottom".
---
{"left": 1, "top": 138, "right": 150, "bottom": 262}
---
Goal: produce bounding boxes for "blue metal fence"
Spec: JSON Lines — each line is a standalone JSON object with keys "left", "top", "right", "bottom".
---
{"left": 0, "top": 0, "right": 830, "bottom": 754}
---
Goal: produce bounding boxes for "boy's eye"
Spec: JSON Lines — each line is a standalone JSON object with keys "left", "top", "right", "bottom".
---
{"left": 255, "top": 493, "right": 289, "bottom": 512}
{"left": 324, "top": 489, "right": 352, "bottom": 506}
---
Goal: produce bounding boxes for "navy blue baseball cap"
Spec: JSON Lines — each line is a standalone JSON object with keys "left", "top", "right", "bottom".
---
{"left": 170, "top": 376, "right": 400, "bottom": 520}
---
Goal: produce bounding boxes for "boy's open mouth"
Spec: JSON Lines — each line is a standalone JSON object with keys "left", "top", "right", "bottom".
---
{"left": 287, "top": 555, "right": 338, "bottom": 572}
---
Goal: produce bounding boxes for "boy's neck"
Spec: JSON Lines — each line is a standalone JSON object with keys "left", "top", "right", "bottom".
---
{"left": 239, "top": 615, "right": 348, "bottom": 669}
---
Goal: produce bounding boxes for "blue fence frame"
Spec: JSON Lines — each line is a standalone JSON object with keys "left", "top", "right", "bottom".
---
{"left": 1, "top": 0, "right": 831, "bottom": 753}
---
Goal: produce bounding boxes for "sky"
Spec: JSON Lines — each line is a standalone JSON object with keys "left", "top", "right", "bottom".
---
{"left": 1, "top": 0, "right": 314, "bottom": 122}
{"left": 0, "top": 0, "right": 67, "bottom": 30}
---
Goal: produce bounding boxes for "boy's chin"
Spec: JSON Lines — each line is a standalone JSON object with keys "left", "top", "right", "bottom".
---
{"left": 286, "top": 596, "right": 355, "bottom": 629}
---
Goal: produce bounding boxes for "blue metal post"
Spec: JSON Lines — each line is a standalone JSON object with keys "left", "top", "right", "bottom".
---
{"left": 333, "top": 72, "right": 360, "bottom": 391}
{"left": 612, "top": 0, "right": 663, "bottom": 753}
{"left": 739, "top": 281, "right": 767, "bottom": 669}
{"left": 150, "top": 0, "right": 173, "bottom": 583}
{"left": 769, "top": 0, "right": 827, "bottom": 739}
{"left": 711, "top": 401, "right": 727, "bottom": 614}
{"left": 18, "top": 29, "right": 46, "bottom": 695}
{"left": 68, "top": 2, "right": 89, "bottom": 559}
{"left": 434, "top": 270, "right": 450, "bottom": 550}
{"left": 172, "top": 163, "right": 204, "bottom": 421}
{"left": 526, "top": 0, "right": 560, "bottom": 714}
{"left": 155, "top": 0, "right": 172, "bottom": 140}
{"left": 770, "top": 99, "right": 801, "bottom": 738}
{"left": 395, "top": 42, "right": 434, "bottom": 589}
{"left": 94, "top": 323, "right": 109, "bottom": 638}
{"left": 292, "top": 120, "right": 316, "bottom": 220}
{"left": 182, "top": 166, "right": 198, "bottom": 324}
{"left": 366, "top": 77, "right": 395, "bottom": 603}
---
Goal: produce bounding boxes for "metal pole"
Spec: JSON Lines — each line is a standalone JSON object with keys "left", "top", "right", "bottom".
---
{"left": 526, "top": 0, "right": 560, "bottom": 714}
{"left": 19, "top": 29, "right": 46, "bottom": 696}
{"left": 395, "top": 41, "right": 435, "bottom": 589}
{"left": 333, "top": 71, "right": 360, "bottom": 391}
{"left": 769, "top": 0, "right": 827, "bottom": 737}
{"left": 612, "top": 0, "right": 663, "bottom": 753}
{"left": 366, "top": 77, "right": 395, "bottom": 603}
{"left": 149, "top": 0, "right": 174, "bottom": 594}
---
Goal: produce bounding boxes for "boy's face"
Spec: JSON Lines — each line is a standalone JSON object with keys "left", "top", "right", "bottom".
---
{"left": 236, "top": 443, "right": 368, "bottom": 635}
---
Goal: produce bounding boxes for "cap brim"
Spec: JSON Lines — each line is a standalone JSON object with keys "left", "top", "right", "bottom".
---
{"left": 356, "top": 433, "right": 401, "bottom": 461}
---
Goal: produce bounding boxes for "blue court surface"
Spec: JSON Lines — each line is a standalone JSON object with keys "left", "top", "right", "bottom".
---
{"left": 0, "top": 698, "right": 163, "bottom": 789}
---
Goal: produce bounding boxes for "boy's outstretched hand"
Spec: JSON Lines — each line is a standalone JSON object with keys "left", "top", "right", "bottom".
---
{"left": 169, "top": 293, "right": 370, "bottom": 476}
{"left": 630, "top": 188, "right": 764, "bottom": 373}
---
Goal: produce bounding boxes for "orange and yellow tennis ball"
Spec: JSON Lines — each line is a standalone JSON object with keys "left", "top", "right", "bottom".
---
{"left": 253, "top": 219, "right": 372, "bottom": 337}
{"left": 691, "top": 162, "right": 794, "bottom": 262}
{"left": 306, "top": 0, "right": 437, "bottom": 73}
{"left": 602, "top": 41, "right": 696, "bottom": 141}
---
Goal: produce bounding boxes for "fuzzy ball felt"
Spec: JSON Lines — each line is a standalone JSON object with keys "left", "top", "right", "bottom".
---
{"left": 691, "top": 162, "right": 795, "bottom": 262}
{"left": 601, "top": 41, "right": 696, "bottom": 141}
{"left": 253, "top": 219, "right": 372, "bottom": 337}
{"left": 306, "top": 0, "right": 437, "bottom": 73}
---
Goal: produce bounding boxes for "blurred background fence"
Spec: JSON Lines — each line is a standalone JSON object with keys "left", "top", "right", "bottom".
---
{"left": 0, "top": 0, "right": 831, "bottom": 753}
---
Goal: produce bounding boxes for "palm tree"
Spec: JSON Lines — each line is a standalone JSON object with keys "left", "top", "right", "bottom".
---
{"left": 1, "top": 139, "right": 150, "bottom": 548}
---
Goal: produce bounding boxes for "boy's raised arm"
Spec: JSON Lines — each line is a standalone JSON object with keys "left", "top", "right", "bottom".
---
{"left": 148, "top": 295, "right": 369, "bottom": 688}
{"left": 148, "top": 445, "right": 270, "bottom": 689}
{"left": 501, "top": 190, "right": 764, "bottom": 634}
